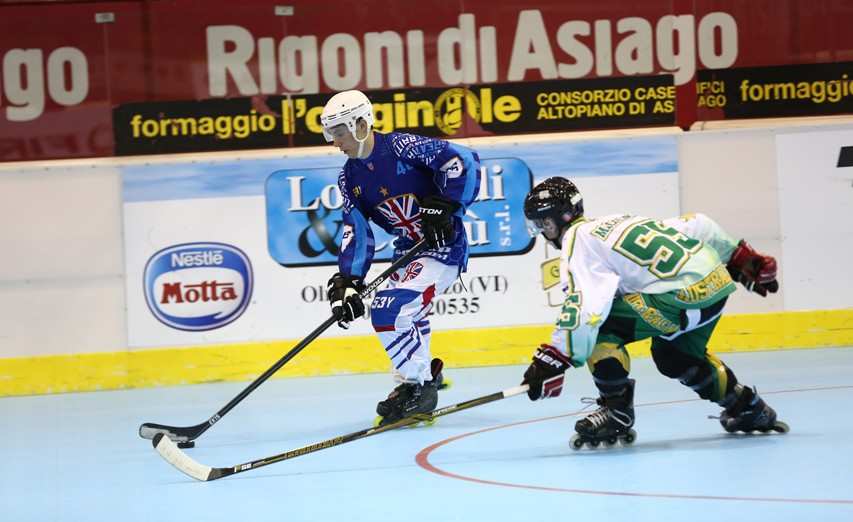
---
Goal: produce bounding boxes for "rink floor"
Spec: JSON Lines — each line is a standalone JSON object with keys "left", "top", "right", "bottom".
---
{"left": 2, "top": 347, "right": 852, "bottom": 522}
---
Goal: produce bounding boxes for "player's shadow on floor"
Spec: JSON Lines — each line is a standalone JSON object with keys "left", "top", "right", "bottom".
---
{"left": 428, "top": 431, "right": 799, "bottom": 465}
{"left": 564, "top": 431, "right": 799, "bottom": 458}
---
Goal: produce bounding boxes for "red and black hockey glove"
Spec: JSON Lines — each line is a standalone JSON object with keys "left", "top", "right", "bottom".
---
{"left": 727, "top": 240, "right": 779, "bottom": 297}
{"left": 522, "top": 344, "right": 571, "bottom": 401}
{"left": 419, "top": 195, "right": 460, "bottom": 249}
{"left": 326, "top": 272, "right": 366, "bottom": 328}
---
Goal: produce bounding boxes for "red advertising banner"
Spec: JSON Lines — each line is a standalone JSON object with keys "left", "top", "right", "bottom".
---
{"left": 1, "top": 0, "right": 851, "bottom": 161}
{"left": 0, "top": 2, "right": 147, "bottom": 160}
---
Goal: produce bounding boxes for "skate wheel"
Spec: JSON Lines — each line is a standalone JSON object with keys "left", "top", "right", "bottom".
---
{"left": 773, "top": 421, "right": 790, "bottom": 434}
{"left": 570, "top": 435, "right": 584, "bottom": 450}
{"left": 416, "top": 417, "right": 436, "bottom": 428}
{"left": 622, "top": 429, "right": 637, "bottom": 445}
{"left": 604, "top": 438, "right": 617, "bottom": 448}
{"left": 588, "top": 439, "right": 601, "bottom": 448}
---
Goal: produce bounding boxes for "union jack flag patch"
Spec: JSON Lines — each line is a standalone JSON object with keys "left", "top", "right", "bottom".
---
{"left": 401, "top": 261, "right": 424, "bottom": 282}
{"left": 376, "top": 194, "right": 422, "bottom": 241}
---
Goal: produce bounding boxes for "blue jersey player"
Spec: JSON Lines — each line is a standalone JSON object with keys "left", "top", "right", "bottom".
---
{"left": 319, "top": 90, "right": 481, "bottom": 425}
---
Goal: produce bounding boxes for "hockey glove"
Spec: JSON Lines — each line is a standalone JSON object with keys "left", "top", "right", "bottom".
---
{"left": 419, "top": 194, "right": 461, "bottom": 249}
{"left": 522, "top": 344, "right": 571, "bottom": 401}
{"left": 326, "top": 273, "right": 366, "bottom": 328}
{"left": 726, "top": 240, "right": 779, "bottom": 297}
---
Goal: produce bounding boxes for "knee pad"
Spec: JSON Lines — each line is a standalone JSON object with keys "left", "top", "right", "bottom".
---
{"left": 651, "top": 345, "right": 736, "bottom": 402}
{"left": 587, "top": 342, "right": 630, "bottom": 396}
{"left": 650, "top": 344, "right": 696, "bottom": 379}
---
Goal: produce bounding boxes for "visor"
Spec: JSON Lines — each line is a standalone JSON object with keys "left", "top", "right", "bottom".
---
{"left": 526, "top": 216, "right": 560, "bottom": 240}
{"left": 322, "top": 123, "right": 350, "bottom": 142}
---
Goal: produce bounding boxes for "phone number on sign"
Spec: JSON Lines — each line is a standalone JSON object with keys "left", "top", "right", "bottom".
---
{"left": 428, "top": 296, "right": 481, "bottom": 316}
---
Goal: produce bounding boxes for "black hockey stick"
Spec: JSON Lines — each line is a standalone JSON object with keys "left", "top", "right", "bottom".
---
{"left": 153, "top": 384, "right": 529, "bottom": 481}
{"left": 139, "top": 240, "right": 428, "bottom": 447}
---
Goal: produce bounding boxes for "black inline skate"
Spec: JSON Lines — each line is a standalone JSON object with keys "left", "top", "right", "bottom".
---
{"left": 374, "top": 358, "right": 448, "bottom": 427}
{"left": 716, "top": 384, "right": 789, "bottom": 434}
{"left": 571, "top": 379, "right": 637, "bottom": 450}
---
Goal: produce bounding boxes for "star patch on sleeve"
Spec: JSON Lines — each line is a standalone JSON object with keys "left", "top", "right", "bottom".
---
{"left": 586, "top": 313, "right": 603, "bottom": 327}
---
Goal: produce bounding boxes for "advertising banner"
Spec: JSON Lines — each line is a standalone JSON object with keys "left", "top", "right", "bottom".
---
{"left": 2, "top": 0, "right": 851, "bottom": 160}
{"left": 697, "top": 62, "right": 853, "bottom": 120}
{"left": 0, "top": 2, "right": 145, "bottom": 161}
{"left": 266, "top": 157, "right": 534, "bottom": 267}
{"left": 129, "top": 1, "right": 852, "bottom": 96}
{"left": 121, "top": 133, "right": 679, "bottom": 348}
{"left": 113, "top": 76, "right": 675, "bottom": 155}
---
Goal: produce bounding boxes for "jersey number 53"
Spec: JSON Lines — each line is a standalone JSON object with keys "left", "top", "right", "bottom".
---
{"left": 613, "top": 220, "right": 701, "bottom": 278}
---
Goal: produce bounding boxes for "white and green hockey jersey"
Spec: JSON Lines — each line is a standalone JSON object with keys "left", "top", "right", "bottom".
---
{"left": 549, "top": 213, "right": 739, "bottom": 366}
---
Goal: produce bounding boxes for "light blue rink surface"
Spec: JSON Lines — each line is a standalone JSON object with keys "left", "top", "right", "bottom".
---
{"left": 2, "top": 348, "right": 853, "bottom": 522}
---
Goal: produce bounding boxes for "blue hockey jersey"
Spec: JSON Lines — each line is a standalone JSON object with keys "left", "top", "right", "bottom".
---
{"left": 337, "top": 131, "right": 481, "bottom": 279}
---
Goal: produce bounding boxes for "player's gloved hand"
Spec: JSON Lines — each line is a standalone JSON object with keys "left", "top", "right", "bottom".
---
{"left": 522, "top": 344, "right": 571, "bottom": 401}
{"left": 726, "top": 240, "right": 779, "bottom": 297}
{"left": 326, "top": 272, "right": 366, "bottom": 328}
{"left": 419, "top": 194, "right": 461, "bottom": 249}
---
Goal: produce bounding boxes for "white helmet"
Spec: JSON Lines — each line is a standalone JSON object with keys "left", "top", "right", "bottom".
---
{"left": 320, "top": 90, "right": 374, "bottom": 143}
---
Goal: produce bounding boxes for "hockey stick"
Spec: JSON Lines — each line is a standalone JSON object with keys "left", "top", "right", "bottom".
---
{"left": 153, "top": 384, "right": 529, "bottom": 481}
{"left": 139, "top": 240, "right": 428, "bottom": 447}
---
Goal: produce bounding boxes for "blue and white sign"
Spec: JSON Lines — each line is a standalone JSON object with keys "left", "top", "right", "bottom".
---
{"left": 264, "top": 158, "right": 535, "bottom": 267}
{"left": 121, "top": 134, "right": 678, "bottom": 346}
{"left": 143, "top": 242, "right": 254, "bottom": 331}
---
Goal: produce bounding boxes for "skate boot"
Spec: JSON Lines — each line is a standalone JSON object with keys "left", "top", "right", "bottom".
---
{"left": 431, "top": 357, "right": 452, "bottom": 391}
{"left": 717, "top": 384, "right": 789, "bottom": 434}
{"left": 571, "top": 379, "right": 637, "bottom": 450}
{"left": 374, "top": 358, "right": 444, "bottom": 427}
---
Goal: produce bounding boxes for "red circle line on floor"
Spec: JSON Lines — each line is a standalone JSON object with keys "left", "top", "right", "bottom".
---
{"left": 415, "top": 384, "right": 853, "bottom": 505}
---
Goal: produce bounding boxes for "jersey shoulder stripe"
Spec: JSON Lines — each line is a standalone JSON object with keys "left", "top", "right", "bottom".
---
{"left": 388, "top": 132, "right": 448, "bottom": 165}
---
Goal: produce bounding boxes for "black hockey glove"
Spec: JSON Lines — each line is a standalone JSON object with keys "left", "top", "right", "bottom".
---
{"left": 326, "top": 272, "right": 366, "bottom": 329}
{"left": 419, "top": 194, "right": 461, "bottom": 249}
{"left": 522, "top": 344, "right": 571, "bottom": 401}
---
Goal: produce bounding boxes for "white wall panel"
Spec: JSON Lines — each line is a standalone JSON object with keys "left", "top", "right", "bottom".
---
{"left": 0, "top": 276, "right": 126, "bottom": 356}
{"left": 777, "top": 128, "right": 853, "bottom": 310}
{"left": 0, "top": 165, "right": 123, "bottom": 280}
{"left": 2, "top": 119, "right": 851, "bottom": 359}
{"left": 0, "top": 163, "right": 125, "bottom": 356}
{"left": 679, "top": 128, "right": 782, "bottom": 314}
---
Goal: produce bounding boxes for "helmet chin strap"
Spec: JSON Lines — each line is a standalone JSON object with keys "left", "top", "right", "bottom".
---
{"left": 545, "top": 220, "right": 575, "bottom": 250}
{"left": 547, "top": 216, "right": 584, "bottom": 249}
{"left": 545, "top": 234, "right": 562, "bottom": 250}
{"left": 352, "top": 126, "right": 371, "bottom": 158}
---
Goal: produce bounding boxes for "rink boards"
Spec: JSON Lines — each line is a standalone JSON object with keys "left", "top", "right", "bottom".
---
{"left": 2, "top": 122, "right": 853, "bottom": 396}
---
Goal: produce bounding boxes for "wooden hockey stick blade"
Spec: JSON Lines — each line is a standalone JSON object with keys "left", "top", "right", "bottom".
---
{"left": 153, "top": 433, "right": 213, "bottom": 481}
{"left": 140, "top": 240, "right": 428, "bottom": 445}
{"left": 153, "top": 384, "right": 529, "bottom": 482}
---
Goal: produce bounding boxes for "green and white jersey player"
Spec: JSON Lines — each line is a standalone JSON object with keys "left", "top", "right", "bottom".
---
{"left": 519, "top": 177, "right": 788, "bottom": 450}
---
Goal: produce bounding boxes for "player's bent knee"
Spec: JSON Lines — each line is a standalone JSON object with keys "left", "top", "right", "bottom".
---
{"left": 650, "top": 344, "right": 698, "bottom": 379}
{"left": 651, "top": 346, "right": 733, "bottom": 402}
